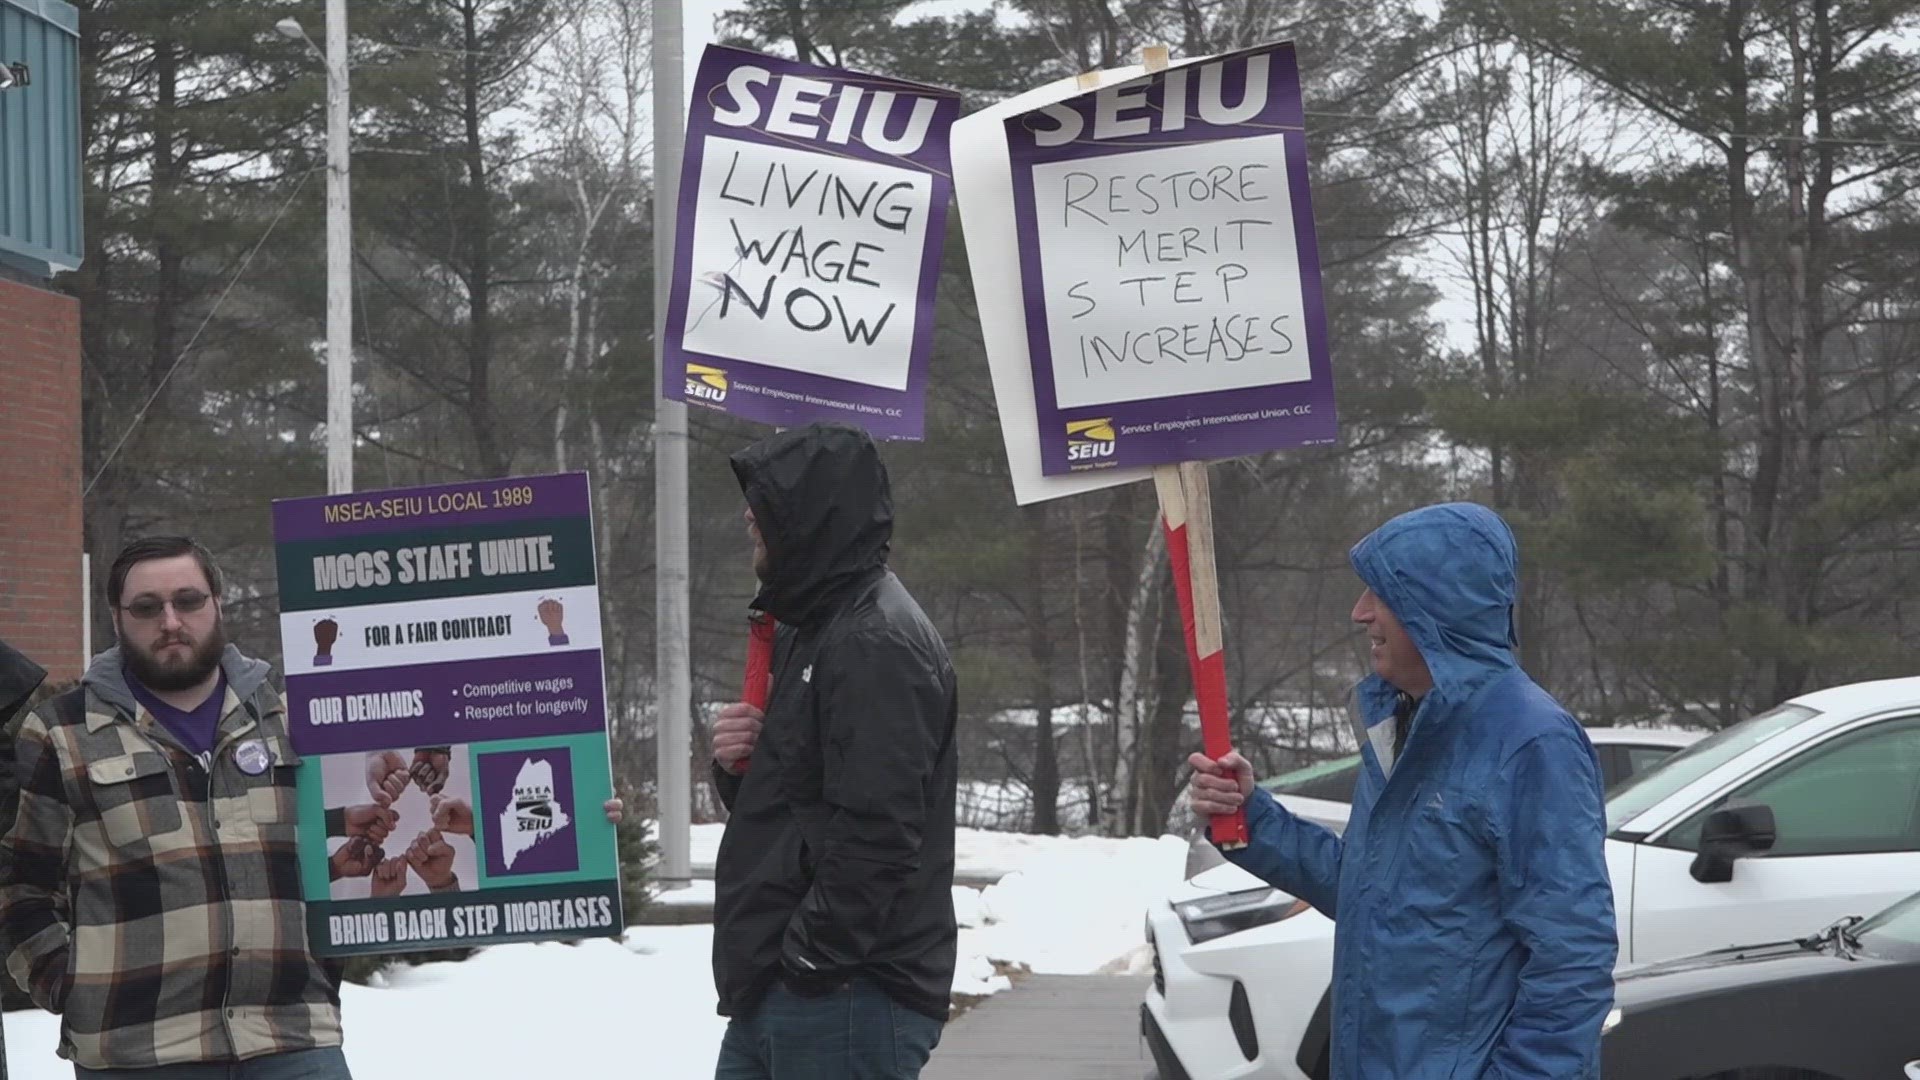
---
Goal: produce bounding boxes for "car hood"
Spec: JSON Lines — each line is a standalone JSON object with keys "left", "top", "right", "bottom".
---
{"left": 1167, "top": 841, "right": 1279, "bottom": 903}
{"left": 1274, "top": 794, "right": 1349, "bottom": 833}
{"left": 1171, "top": 800, "right": 1343, "bottom": 901}
{"left": 1614, "top": 938, "right": 1896, "bottom": 1010}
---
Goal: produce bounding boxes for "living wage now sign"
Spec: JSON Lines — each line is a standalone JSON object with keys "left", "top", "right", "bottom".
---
{"left": 1001, "top": 41, "right": 1337, "bottom": 476}
{"left": 271, "top": 473, "right": 621, "bottom": 957}
{"left": 662, "top": 45, "right": 961, "bottom": 439}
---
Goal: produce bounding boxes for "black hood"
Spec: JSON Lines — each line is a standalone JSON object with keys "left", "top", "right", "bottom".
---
{"left": 0, "top": 638, "right": 47, "bottom": 730}
{"left": 730, "top": 422, "right": 892, "bottom": 626}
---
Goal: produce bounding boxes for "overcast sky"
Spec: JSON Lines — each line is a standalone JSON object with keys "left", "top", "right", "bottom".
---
{"left": 668, "top": 0, "right": 992, "bottom": 96}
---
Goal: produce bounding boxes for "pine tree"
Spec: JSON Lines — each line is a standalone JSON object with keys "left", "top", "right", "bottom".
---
{"left": 1460, "top": 0, "right": 1920, "bottom": 715}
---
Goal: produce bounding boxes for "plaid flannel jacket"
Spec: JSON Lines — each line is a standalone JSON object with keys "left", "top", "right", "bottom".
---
{"left": 0, "top": 647, "right": 342, "bottom": 1069}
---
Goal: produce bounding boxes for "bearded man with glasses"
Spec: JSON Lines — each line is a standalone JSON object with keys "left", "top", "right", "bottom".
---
{"left": 0, "top": 535, "right": 355, "bottom": 1079}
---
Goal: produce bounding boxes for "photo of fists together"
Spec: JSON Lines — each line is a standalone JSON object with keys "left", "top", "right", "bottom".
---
{"left": 324, "top": 745, "right": 478, "bottom": 899}
{"left": 364, "top": 746, "right": 452, "bottom": 804}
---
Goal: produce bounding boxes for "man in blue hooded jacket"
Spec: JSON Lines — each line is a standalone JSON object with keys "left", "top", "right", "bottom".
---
{"left": 1190, "top": 503, "right": 1616, "bottom": 1079}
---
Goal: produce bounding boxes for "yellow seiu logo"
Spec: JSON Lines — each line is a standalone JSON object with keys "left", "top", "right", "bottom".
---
{"left": 685, "top": 363, "right": 729, "bottom": 403}
{"left": 1065, "top": 418, "right": 1117, "bottom": 463}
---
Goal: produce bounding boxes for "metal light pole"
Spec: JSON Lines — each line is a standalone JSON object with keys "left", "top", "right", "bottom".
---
{"left": 278, "top": 6, "right": 354, "bottom": 495}
{"left": 652, "top": 0, "right": 692, "bottom": 890}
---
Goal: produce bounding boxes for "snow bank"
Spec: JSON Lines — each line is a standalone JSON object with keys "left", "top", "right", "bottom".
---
{"left": 4, "top": 830, "right": 1189, "bottom": 1080}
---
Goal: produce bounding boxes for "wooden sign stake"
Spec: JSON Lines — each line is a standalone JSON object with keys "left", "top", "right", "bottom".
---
{"left": 1154, "top": 460, "right": 1247, "bottom": 847}
{"left": 1134, "top": 44, "right": 1248, "bottom": 849}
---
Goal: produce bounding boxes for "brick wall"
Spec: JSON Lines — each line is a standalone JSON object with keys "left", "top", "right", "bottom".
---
{"left": 0, "top": 278, "right": 84, "bottom": 682}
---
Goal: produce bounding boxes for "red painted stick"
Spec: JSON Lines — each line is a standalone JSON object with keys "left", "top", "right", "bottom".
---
{"left": 735, "top": 611, "right": 776, "bottom": 773}
{"left": 1155, "top": 461, "right": 1247, "bottom": 849}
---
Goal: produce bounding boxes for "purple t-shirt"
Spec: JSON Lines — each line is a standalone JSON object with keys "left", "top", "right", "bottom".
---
{"left": 127, "top": 671, "right": 225, "bottom": 756}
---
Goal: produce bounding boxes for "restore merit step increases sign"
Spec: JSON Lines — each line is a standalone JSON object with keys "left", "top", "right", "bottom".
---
{"left": 1003, "top": 41, "right": 1339, "bottom": 474}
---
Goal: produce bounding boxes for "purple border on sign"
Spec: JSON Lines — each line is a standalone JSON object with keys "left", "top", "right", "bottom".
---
{"left": 271, "top": 472, "right": 591, "bottom": 543}
{"left": 284, "top": 650, "right": 608, "bottom": 756}
{"left": 661, "top": 45, "right": 961, "bottom": 441}
{"left": 1003, "top": 43, "right": 1339, "bottom": 475}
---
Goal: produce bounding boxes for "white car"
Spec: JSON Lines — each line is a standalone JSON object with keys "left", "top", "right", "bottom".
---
{"left": 1142, "top": 678, "right": 1920, "bottom": 1080}
{"left": 1255, "top": 726, "right": 1702, "bottom": 835}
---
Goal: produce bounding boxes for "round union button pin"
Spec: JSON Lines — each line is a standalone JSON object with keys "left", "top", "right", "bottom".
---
{"left": 234, "top": 739, "right": 272, "bottom": 776}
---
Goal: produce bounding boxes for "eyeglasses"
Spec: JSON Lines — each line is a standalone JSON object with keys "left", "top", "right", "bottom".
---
{"left": 119, "top": 590, "right": 213, "bottom": 621}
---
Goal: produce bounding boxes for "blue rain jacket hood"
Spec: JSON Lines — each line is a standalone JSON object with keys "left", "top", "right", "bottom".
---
{"left": 1225, "top": 503, "right": 1617, "bottom": 1080}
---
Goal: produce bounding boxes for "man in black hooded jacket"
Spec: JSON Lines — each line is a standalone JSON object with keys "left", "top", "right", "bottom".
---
{"left": 708, "top": 422, "right": 959, "bottom": 1080}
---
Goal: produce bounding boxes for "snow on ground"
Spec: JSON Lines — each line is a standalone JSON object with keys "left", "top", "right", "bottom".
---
{"left": 3, "top": 828, "right": 1189, "bottom": 1080}
{"left": 656, "top": 877, "right": 716, "bottom": 907}
{"left": 950, "top": 826, "right": 1185, "bottom": 887}
{"left": 1, "top": 931, "right": 728, "bottom": 1080}
{"left": 692, "top": 820, "right": 1184, "bottom": 884}
{"left": 960, "top": 834, "right": 1189, "bottom": 975}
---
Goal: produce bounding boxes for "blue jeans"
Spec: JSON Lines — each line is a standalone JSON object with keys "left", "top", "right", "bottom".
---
{"left": 76, "top": 1047, "right": 352, "bottom": 1080}
{"left": 715, "top": 979, "right": 944, "bottom": 1080}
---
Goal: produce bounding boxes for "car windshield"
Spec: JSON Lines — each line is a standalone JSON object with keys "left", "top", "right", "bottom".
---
{"left": 1261, "top": 754, "right": 1361, "bottom": 802}
{"left": 1605, "top": 703, "right": 1820, "bottom": 832}
{"left": 1857, "top": 892, "right": 1920, "bottom": 952}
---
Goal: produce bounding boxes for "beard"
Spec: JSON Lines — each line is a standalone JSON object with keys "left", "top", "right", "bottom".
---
{"left": 123, "top": 617, "right": 228, "bottom": 693}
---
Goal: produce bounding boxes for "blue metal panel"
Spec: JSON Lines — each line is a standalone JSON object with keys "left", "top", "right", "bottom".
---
{"left": 0, "top": 0, "right": 76, "bottom": 36}
{"left": 0, "top": 0, "right": 81, "bottom": 277}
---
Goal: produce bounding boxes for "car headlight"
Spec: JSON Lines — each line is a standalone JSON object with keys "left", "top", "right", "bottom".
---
{"left": 1174, "top": 887, "right": 1307, "bottom": 944}
{"left": 1601, "top": 1007, "right": 1623, "bottom": 1035}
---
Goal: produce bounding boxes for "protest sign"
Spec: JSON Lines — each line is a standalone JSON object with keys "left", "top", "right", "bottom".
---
{"left": 662, "top": 45, "right": 960, "bottom": 439}
{"left": 272, "top": 473, "right": 621, "bottom": 956}
{"left": 1002, "top": 41, "right": 1337, "bottom": 476}
{"left": 955, "top": 43, "right": 1340, "bottom": 846}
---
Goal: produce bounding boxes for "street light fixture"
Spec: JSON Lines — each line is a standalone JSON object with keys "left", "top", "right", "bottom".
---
{"left": 278, "top": 10, "right": 355, "bottom": 496}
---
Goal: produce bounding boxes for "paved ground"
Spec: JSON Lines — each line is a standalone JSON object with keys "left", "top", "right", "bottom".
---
{"left": 923, "top": 975, "right": 1156, "bottom": 1080}
{"left": 643, "top": 855, "right": 1168, "bottom": 1073}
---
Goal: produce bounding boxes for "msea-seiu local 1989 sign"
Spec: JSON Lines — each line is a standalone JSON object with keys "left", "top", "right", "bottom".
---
{"left": 1005, "top": 42, "right": 1338, "bottom": 474}
{"left": 663, "top": 45, "right": 960, "bottom": 439}
{"left": 272, "top": 473, "right": 621, "bottom": 957}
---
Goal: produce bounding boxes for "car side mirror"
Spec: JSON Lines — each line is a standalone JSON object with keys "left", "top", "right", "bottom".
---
{"left": 1690, "top": 803, "right": 1776, "bottom": 884}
